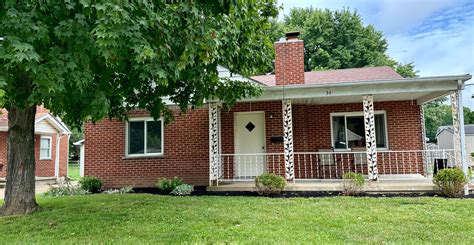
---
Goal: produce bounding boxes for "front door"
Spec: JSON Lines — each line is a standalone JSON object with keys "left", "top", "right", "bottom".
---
{"left": 234, "top": 112, "right": 266, "bottom": 179}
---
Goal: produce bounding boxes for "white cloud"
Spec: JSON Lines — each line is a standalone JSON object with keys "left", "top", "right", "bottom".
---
{"left": 373, "top": 0, "right": 457, "bottom": 34}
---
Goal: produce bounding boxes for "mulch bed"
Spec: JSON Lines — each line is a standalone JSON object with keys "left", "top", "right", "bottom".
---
{"left": 133, "top": 187, "right": 474, "bottom": 198}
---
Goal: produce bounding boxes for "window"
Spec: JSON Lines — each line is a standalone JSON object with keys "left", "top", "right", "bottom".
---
{"left": 331, "top": 111, "right": 388, "bottom": 150}
{"left": 126, "top": 118, "right": 163, "bottom": 156}
{"left": 40, "top": 136, "right": 52, "bottom": 160}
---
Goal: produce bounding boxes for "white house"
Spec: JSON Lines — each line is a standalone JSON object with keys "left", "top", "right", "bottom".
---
{"left": 437, "top": 125, "right": 474, "bottom": 156}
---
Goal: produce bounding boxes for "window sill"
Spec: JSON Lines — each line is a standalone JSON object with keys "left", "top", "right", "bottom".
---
{"left": 122, "top": 155, "right": 165, "bottom": 160}
{"left": 39, "top": 158, "right": 52, "bottom": 161}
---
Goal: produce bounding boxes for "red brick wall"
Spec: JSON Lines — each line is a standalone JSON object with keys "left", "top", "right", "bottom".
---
{"left": 59, "top": 134, "right": 69, "bottom": 177}
{"left": 35, "top": 134, "right": 57, "bottom": 177}
{"left": 274, "top": 40, "right": 305, "bottom": 85}
{"left": 84, "top": 107, "right": 209, "bottom": 188}
{"left": 220, "top": 101, "right": 424, "bottom": 179}
{"left": 0, "top": 132, "right": 7, "bottom": 177}
{"left": 85, "top": 100, "right": 424, "bottom": 187}
{"left": 0, "top": 132, "right": 61, "bottom": 178}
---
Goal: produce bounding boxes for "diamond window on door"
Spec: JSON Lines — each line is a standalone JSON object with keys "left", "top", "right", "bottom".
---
{"left": 245, "top": 122, "right": 256, "bottom": 132}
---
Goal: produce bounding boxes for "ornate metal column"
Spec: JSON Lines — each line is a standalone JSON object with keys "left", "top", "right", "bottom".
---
{"left": 451, "top": 84, "right": 469, "bottom": 195}
{"left": 363, "top": 95, "right": 378, "bottom": 181}
{"left": 209, "top": 103, "right": 220, "bottom": 186}
{"left": 282, "top": 99, "right": 295, "bottom": 181}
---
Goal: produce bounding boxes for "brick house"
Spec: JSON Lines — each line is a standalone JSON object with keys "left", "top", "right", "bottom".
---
{"left": 0, "top": 106, "right": 71, "bottom": 178}
{"left": 84, "top": 33, "right": 471, "bottom": 189}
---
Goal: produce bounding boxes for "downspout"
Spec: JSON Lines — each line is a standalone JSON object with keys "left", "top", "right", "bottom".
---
{"left": 55, "top": 133, "right": 60, "bottom": 180}
{"left": 66, "top": 134, "right": 71, "bottom": 177}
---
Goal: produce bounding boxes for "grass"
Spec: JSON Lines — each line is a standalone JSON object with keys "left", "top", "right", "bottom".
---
{"left": 0, "top": 195, "right": 473, "bottom": 243}
{"left": 67, "top": 163, "right": 80, "bottom": 180}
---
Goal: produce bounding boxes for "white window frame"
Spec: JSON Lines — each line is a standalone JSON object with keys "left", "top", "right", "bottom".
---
{"left": 125, "top": 117, "right": 164, "bottom": 157}
{"left": 39, "top": 136, "right": 52, "bottom": 160}
{"left": 330, "top": 110, "right": 389, "bottom": 151}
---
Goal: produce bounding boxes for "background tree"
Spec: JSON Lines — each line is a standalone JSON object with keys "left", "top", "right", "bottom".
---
{"left": 269, "top": 7, "right": 418, "bottom": 78}
{"left": 0, "top": 1, "right": 277, "bottom": 215}
{"left": 424, "top": 98, "right": 474, "bottom": 142}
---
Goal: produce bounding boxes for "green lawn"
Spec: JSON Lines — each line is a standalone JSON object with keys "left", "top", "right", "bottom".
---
{"left": 0, "top": 195, "right": 473, "bottom": 243}
{"left": 67, "top": 163, "right": 80, "bottom": 180}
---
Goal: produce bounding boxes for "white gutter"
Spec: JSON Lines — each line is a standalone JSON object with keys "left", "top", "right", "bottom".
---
{"left": 263, "top": 74, "right": 472, "bottom": 91}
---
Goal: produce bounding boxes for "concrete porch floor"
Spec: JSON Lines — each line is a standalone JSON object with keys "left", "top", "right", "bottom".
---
{"left": 208, "top": 179, "right": 474, "bottom": 193}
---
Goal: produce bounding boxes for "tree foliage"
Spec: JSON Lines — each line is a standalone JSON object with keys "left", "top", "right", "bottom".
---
{"left": 269, "top": 7, "right": 418, "bottom": 78}
{"left": 0, "top": 1, "right": 278, "bottom": 127}
{"left": 0, "top": 0, "right": 278, "bottom": 215}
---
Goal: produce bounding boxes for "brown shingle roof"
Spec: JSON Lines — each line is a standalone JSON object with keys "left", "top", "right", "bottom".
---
{"left": 251, "top": 66, "right": 403, "bottom": 86}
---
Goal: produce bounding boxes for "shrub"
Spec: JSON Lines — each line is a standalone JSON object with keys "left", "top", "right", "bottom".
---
{"left": 44, "top": 179, "right": 89, "bottom": 197}
{"left": 171, "top": 184, "right": 194, "bottom": 196}
{"left": 341, "top": 172, "right": 365, "bottom": 195}
{"left": 433, "top": 168, "right": 468, "bottom": 198}
{"left": 79, "top": 176, "right": 103, "bottom": 193}
{"left": 255, "top": 173, "right": 286, "bottom": 195}
{"left": 103, "top": 186, "right": 134, "bottom": 194}
{"left": 156, "top": 177, "right": 184, "bottom": 191}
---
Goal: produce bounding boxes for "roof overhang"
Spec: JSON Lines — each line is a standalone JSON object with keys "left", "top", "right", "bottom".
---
{"left": 34, "top": 114, "right": 72, "bottom": 135}
{"left": 228, "top": 74, "right": 471, "bottom": 105}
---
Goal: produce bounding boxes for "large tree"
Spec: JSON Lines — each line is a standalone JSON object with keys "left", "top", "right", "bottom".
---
{"left": 270, "top": 8, "right": 417, "bottom": 78}
{"left": 0, "top": 1, "right": 277, "bottom": 215}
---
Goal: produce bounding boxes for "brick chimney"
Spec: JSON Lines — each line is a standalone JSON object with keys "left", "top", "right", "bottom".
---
{"left": 274, "top": 31, "right": 305, "bottom": 86}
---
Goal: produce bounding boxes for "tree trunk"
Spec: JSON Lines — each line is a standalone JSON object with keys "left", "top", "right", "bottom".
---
{"left": 0, "top": 102, "right": 38, "bottom": 215}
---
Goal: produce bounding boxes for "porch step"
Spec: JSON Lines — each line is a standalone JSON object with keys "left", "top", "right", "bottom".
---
{"left": 208, "top": 180, "right": 437, "bottom": 193}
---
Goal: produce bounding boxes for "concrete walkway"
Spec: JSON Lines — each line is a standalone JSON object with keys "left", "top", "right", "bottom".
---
{"left": 0, "top": 181, "right": 55, "bottom": 199}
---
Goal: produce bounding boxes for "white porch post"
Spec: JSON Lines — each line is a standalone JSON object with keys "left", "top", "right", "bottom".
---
{"left": 450, "top": 82, "right": 469, "bottom": 195}
{"left": 209, "top": 103, "right": 220, "bottom": 186}
{"left": 282, "top": 99, "right": 295, "bottom": 181}
{"left": 363, "top": 95, "right": 378, "bottom": 181}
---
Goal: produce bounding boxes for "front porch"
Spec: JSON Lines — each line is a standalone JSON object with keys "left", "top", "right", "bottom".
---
{"left": 217, "top": 150, "right": 456, "bottom": 183}
{"left": 208, "top": 75, "right": 471, "bottom": 192}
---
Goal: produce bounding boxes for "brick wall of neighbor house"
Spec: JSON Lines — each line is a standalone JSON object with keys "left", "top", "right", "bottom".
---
{"left": 0, "top": 132, "right": 59, "bottom": 178}
{"left": 84, "top": 107, "right": 209, "bottom": 188}
{"left": 0, "top": 132, "right": 7, "bottom": 177}
{"left": 35, "top": 134, "right": 58, "bottom": 177}
{"left": 59, "top": 134, "right": 69, "bottom": 177}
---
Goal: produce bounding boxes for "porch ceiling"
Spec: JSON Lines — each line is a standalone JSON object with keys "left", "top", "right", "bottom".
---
{"left": 238, "top": 74, "right": 472, "bottom": 105}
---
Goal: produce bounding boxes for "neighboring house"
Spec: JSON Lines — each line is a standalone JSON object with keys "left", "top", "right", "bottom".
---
{"left": 437, "top": 125, "right": 474, "bottom": 155}
{"left": 84, "top": 33, "right": 471, "bottom": 188}
{"left": 0, "top": 106, "right": 71, "bottom": 178}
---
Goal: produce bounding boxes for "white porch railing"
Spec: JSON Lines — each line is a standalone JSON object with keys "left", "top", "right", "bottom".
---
{"left": 217, "top": 149, "right": 456, "bottom": 182}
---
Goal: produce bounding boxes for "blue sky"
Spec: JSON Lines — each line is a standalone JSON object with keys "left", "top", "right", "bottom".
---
{"left": 278, "top": 0, "right": 474, "bottom": 108}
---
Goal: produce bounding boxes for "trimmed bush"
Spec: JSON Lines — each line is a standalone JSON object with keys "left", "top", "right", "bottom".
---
{"left": 171, "top": 184, "right": 194, "bottom": 196}
{"left": 433, "top": 168, "right": 468, "bottom": 198}
{"left": 156, "top": 177, "right": 184, "bottom": 192}
{"left": 255, "top": 173, "right": 286, "bottom": 195}
{"left": 342, "top": 172, "right": 365, "bottom": 195}
{"left": 79, "top": 176, "right": 103, "bottom": 193}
